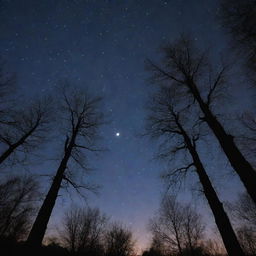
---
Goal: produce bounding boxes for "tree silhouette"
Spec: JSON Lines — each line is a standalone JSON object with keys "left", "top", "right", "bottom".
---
{"left": 145, "top": 86, "right": 245, "bottom": 255}
{"left": 104, "top": 223, "right": 135, "bottom": 256}
{"left": 182, "top": 204, "right": 205, "bottom": 255}
{"left": 219, "top": 0, "right": 256, "bottom": 80}
{"left": 0, "top": 175, "right": 39, "bottom": 241}
{"left": 149, "top": 196, "right": 204, "bottom": 256}
{"left": 228, "top": 192, "right": 256, "bottom": 255}
{"left": 202, "top": 239, "right": 226, "bottom": 256}
{"left": 230, "top": 192, "right": 256, "bottom": 230}
{"left": 147, "top": 37, "right": 256, "bottom": 206}
{"left": 61, "top": 206, "right": 107, "bottom": 255}
{"left": 0, "top": 97, "right": 53, "bottom": 166}
{"left": 236, "top": 226, "right": 256, "bottom": 255}
{"left": 144, "top": 236, "right": 166, "bottom": 256}
{"left": 26, "top": 84, "right": 104, "bottom": 247}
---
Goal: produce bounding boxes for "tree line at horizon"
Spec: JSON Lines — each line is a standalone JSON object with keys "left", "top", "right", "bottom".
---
{"left": 0, "top": 0, "right": 256, "bottom": 255}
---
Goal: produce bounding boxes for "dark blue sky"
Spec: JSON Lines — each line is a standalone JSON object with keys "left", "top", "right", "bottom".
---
{"left": 0, "top": 0, "right": 251, "bottom": 252}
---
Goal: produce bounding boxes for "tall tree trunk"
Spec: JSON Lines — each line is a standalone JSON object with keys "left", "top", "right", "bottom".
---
{"left": 178, "top": 124, "right": 245, "bottom": 256}
{"left": 26, "top": 134, "right": 76, "bottom": 247}
{"left": 190, "top": 82, "right": 256, "bottom": 205}
{"left": 26, "top": 164, "right": 65, "bottom": 247}
{"left": 193, "top": 153, "right": 244, "bottom": 256}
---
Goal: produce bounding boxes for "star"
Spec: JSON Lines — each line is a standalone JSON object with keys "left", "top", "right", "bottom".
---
{"left": 115, "top": 132, "right": 120, "bottom": 137}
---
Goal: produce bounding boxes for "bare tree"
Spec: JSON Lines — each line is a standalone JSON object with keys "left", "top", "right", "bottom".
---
{"left": 237, "top": 226, "right": 256, "bottom": 255}
{"left": 228, "top": 192, "right": 256, "bottom": 255}
{"left": 0, "top": 175, "right": 40, "bottom": 241}
{"left": 234, "top": 113, "right": 256, "bottom": 168}
{"left": 0, "top": 97, "right": 53, "bottom": 166}
{"left": 26, "top": 84, "right": 104, "bottom": 247}
{"left": 149, "top": 196, "right": 185, "bottom": 255}
{"left": 104, "top": 223, "right": 135, "bottom": 256}
{"left": 230, "top": 192, "right": 256, "bottom": 230}
{"left": 149, "top": 196, "right": 204, "bottom": 256}
{"left": 147, "top": 36, "right": 256, "bottom": 206}
{"left": 218, "top": 0, "right": 256, "bottom": 166}
{"left": 61, "top": 206, "right": 107, "bottom": 255}
{"left": 145, "top": 86, "right": 245, "bottom": 255}
{"left": 151, "top": 235, "right": 166, "bottom": 256}
{"left": 182, "top": 205, "right": 205, "bottom": 255}
{"left": 203, "top": 239, "right": 226, "bottom": 256}
{"left": 219, "top": 0, "right": 256, "bottom": 78}
{"left": 142, "top": 236, "right": 166, "bottom": 256}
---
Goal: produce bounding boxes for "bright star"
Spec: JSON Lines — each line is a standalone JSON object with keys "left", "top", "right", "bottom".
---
{"left": 116, "top": 132, "right": 120, "bottom": 137}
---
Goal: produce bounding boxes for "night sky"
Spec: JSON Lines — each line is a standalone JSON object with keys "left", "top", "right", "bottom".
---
{"left": 0, "top": 0, "right": 252, "bottom": 253}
